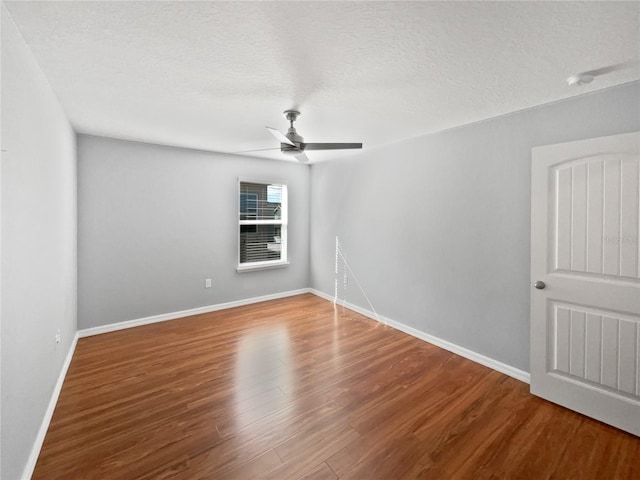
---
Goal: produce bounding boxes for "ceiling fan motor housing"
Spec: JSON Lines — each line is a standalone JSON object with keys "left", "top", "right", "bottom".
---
{"left": 282, "top": 129, "right": 304, "bottom": 155}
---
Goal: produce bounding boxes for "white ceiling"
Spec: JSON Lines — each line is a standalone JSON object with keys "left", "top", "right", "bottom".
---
{"left": 4, "top": 1, "right": 639, "bottom": 163}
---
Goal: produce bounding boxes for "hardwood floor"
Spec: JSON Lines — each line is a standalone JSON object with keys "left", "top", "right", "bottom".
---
{"left": 33, "top": 293, "right": 639, "bottom": 479}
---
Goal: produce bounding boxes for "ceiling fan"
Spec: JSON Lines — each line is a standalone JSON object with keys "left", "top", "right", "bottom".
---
{"left": 260, "top": 110, "right": 362, "bottom": 163}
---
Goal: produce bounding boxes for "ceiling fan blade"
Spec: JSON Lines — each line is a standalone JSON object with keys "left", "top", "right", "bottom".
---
{"left": 295, "top": 152, "right": 310, "bottom": 163}
{"left": 302, "top": 143, "right": 363, "bottom": 150}
{"left": 266, "top": 127, "right": 295, "bottom": 146}
{"left": 232, "top": 147, "right": 282, "bottom": 154}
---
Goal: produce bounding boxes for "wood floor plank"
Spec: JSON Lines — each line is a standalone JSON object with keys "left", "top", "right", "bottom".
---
{"left": 32, "top": 293, "right": 640, "bottom": 479}
{"left": 415, "top": 375, "right": 538, "bottom": 478}
{"left": 298, "top": 462, "right": 338, "bottom": 480}
{"left": 217, "top": 448, "right": 283, "bottom": 480}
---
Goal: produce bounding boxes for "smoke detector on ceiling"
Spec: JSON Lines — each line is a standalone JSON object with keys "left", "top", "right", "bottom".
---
{"left": 566, "top": 73, "right": 595, "bottom": 86}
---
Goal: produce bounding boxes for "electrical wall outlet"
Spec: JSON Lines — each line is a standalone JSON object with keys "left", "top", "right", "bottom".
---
{"left": 205, "top": 279, "right": 212, "bottom": 288}
{"left": 55, "top": 329, "right": 61, "bottom": 344}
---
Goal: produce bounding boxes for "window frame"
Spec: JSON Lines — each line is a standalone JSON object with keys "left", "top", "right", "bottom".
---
{"left": 237, "top": 178, "right": 289, "bottom": 272}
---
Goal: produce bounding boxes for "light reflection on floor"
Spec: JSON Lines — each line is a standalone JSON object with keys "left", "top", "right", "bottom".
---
{"left": 233, "top": 325, "right": 292, "bottom": 433}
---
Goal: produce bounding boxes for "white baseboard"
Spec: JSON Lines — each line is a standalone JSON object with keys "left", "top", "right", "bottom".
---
{"left": 310, "top": 289, "right": 530, "bottom": 384}
{"left": 78, "top": 288, "right": 312, "bottom": 338}
{"left": 23, "top": 332, "right": 79, "bottom": 480}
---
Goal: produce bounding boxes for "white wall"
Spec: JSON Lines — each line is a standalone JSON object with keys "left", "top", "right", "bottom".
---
{"left": 78, "top": 135, "right": 310, "bottom": 329}
{"left": 1, "top": 6, "right": 78, "bottom": 479}
{"left": 310, "top": 82, "right": 640, "bottom": 372}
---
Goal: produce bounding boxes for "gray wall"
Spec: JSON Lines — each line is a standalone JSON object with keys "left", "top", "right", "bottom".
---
{"left": 78, "top": 135, "right": 310, "bottom": 329}
{"left": 310, "top": 81, "right": 640, "bottom": 372}
{"left": 1, "top": 6, "right": 78, "bottom": 480}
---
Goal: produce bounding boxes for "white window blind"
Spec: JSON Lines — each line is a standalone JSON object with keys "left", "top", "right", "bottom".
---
{"left": 238, "top": 181, "right": 288, "bottom": 269}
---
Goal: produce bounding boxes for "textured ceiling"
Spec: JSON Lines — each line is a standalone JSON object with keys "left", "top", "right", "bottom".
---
{"left": 4, "top": 1, "right": 639, "bottom": 162}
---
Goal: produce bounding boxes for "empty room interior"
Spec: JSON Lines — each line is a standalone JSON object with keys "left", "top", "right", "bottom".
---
{"left": 2, "top": 1, "right": 640, "bottom": 479}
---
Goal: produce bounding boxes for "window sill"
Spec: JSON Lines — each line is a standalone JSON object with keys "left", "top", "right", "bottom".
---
{"left": 236, "top": 261, "right": 290, "bottom": 273}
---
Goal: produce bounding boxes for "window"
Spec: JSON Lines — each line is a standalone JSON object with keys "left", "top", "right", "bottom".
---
{"left": 238, "top": 180, "right": 288, "bottom": 271}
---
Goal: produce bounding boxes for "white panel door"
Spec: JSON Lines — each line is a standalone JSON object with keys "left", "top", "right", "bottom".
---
{"left": 531, "top": 132, "right": 640, "bottom": 436}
